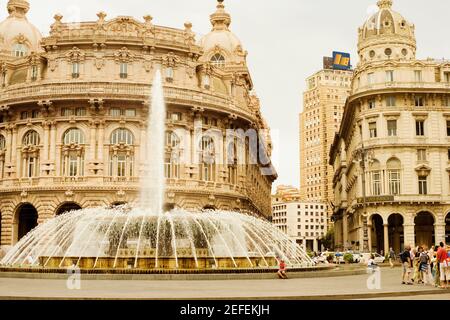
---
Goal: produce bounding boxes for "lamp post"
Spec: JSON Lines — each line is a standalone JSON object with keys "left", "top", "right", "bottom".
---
{"left": 353, "top": 144, "right": 373, "bottom": 254}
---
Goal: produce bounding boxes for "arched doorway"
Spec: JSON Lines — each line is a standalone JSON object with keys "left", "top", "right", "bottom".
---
{"left": 371, "top": 214, "right": 384, "bottom": 254}
{"left": 16, "top": 204, "right": 38, "bottom": 241}
{"left": 56, "top": 202, "right": 82, "bottom": 216}
{"left": 445, "top": 212, "right": 450, "bottom": 245}
{"left": 388, "top": 214, "right": 404, "bottom": 254}
{"left": 203, "top": 205, "right": 216, "bottom": 211}
{"left": 414, "top": 212, "right": 435, "bottom": 248}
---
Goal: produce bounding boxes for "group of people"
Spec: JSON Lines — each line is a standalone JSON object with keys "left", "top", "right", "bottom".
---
{"left": 400, "top": 242, "right": 450, "bottom": 289}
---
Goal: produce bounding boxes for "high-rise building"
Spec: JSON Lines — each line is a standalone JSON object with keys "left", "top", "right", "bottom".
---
{"left": 329, "top": 0, "right": 450, "bottom": 253}
{"left": 272, "top": 185, "right": 327, "bottom": 251}
{"left": 299, "top": 61, "right": 353, "bottom": 220}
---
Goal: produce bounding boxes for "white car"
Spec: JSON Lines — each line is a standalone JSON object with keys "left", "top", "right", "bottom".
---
{"left": 360, "top": 253, "right": 386, "bottom": 264}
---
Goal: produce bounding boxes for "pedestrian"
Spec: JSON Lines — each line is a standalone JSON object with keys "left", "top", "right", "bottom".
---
{"left": 436, "top": 242, "right": 448, "bottom": 289}
{"left": 412, "top": 247, "right": 420, "bottom": 283}
{"left": 389, "top": 247, "right": 395, "bottom": 268}
{"left": 400, "top": 245, "right": 413, "bottom": 285}
{"left": 277, "top": 258, "right": 288, "bottom": 279}
{"left": 418, "top": 246, "right": 429, "bottom": 284}
{"left": 446, "top": 246, "right": 450, "bottom": 288}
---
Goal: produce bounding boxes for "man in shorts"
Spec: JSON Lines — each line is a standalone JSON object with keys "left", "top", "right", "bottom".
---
{"left": 400, "top": 245, "right": 413, "bottom": 285}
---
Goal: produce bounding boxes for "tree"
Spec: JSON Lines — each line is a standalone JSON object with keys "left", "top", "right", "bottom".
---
{"left": 322, "top": 226, "right": 335, "bottom": 250}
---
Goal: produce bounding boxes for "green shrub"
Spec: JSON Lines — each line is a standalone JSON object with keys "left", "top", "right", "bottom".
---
{"left": 344, "top": 253, "right": 354, "bottom": 264}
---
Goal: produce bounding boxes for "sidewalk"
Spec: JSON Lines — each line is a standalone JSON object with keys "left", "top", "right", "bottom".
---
{"left": 0, "top": 267, "right": 447, "bottom": 300}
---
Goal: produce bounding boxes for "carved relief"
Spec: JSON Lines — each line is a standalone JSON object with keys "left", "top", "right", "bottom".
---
{"left": 66, "top": 46, "right": 85, "bottom": 62}
{"left": 161, "top": 52, "right": 181, "bottom": 67}
{"left": 114, "top": 47, "right": 134, "bottom": 63}
{"left": 50, "top": 14, "right": 63, "bottom": 36}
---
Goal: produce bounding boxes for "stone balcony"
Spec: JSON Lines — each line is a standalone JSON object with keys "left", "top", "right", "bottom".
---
{"left": 352, "top": 81, "right": 450, "bottom": 97}
{"left": 0, "top": 82, "right": 255, "bottom": 123}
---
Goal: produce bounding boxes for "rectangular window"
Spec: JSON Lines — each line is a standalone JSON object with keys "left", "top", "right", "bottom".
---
{"left": 69, "top": 154, "right": 78, "bottom": 177}
{"left": 120, "top": 63, "right": 128, "bottom": 79}
{"left": 386, "top": 70, "right": 394, "bottom": 82}
{"left": 110, "top": 108, "right": 122, "bottom": 117}
{"left": 72, "top": 62, "right": 80, "bottom": 78}
{"left": 417, "top": 149, "right": 427, "bottom": 161}
{"left": 171, "top": 112, "right": 182, "bottom": 121}
{"left": 31, "top": 65, "right": 38, "bottom": 81}
{"left": 418, "top": 176, "right": 427, "bottom": 195}
{"left": 415, "top": 70, "right": 422, "bottom": 82}
{"left": 444, "top": 96, "right": 449, "bottom": 107}
{"left": 445, "top": 72, "right": 450, "bottom": 83}
{"left": 368, "top": 73, "right": 374, "bottom": 85}
{"left": 416, "top": 120, "right": 425, "bottom": 136}
{"left": 386, "top": 96, "right": 396, "bottom": 107}
{"left": 415, "top": 96, "right": 424, "bottom": 107}
{"left": 20, "top": 111, "right": 28, "bottom": 120}
{"left": 369, "top": 122, "right": 377, "bottom": 138}
{"left": 388, "top": 170, "right": 401, "bottom": 195}
{"left": 448, "top": 149, "right": 450, "bottom": 161}
{"left": 125, "top": 109, "right": 136, "bottom": 117}
{"left": 447, "top": 121, "right": 450, "bottom": 136}
{"left": 61, "top": 108, "right": 72, "bottom": 117}
{"left": 387, "top": 120, "right": 397, "bottom": 136}
{"left": 31, "top": 110, "right": 39, "bottom": 118}
{"left": 368, "top": 99, "right": 376, "bottom": 109}
{"left": 75, "top": 107, "right": 86, "bottom": 116}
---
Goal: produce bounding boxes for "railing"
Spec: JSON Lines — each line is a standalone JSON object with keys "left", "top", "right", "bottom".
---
{"left": 353, "top": 81, "right": 450, "bottom": 95}
{"left": 0, "top": 82, "right": 253, "bottom": 120}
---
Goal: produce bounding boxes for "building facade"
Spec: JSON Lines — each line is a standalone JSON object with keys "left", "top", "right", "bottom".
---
{"left": 330, "top": 0, "right": 450, "bottom": 253}
{"left": 299, "top": 65, "right": 353, "bottom": 220}
{"left": 272, "top": 185, "right": 327, "bottom": 251}
{"left": 0, "top": 0, "right": 276, "bottom": 249}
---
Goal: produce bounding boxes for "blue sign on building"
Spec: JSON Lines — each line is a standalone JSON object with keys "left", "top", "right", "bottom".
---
{"left": 332, "top": 51, "right": 351, "bottom": 70}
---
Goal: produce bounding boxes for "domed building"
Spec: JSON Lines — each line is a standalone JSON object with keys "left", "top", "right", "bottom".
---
{"left": 0, "top": 0, "right": 277, "bottom": 249}
{"left": 330, "top": 0, "right": 450, "bottom": 253}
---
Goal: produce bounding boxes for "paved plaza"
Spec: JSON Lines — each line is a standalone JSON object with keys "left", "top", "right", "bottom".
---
{"left": 0, "top": 268, "right": 448, "bottom": 300}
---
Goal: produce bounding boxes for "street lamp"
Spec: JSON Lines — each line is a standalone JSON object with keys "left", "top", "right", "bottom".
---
{"left": 353, "top": 144, "right": 374, "bottom": 254}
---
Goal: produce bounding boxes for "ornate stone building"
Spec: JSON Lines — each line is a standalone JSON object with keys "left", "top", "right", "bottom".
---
{"left": 330, "top": 0, "right": 450, "bottom": 253}
{"left": 0, "top": 0, "right": 276, "bottom": 249}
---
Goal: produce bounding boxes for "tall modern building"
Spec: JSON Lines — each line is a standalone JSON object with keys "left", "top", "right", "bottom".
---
{"left": 272, "top": 185, "right": 328, "bottom": 251}
{"left": 0, "top": 0, "right": 276, "bottom": 250}
{"left": 330, "top": 0, "right": 450, "bottom": 253}
{"left": 299, "top": 60, "right": 353, "bottom": 220}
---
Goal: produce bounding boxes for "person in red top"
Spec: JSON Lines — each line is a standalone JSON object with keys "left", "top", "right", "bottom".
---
{"left": 277, "top": 258, "right": 288, "bottom": 279}
{"left": 436, "top": 242, "right": 448, "bottom": 289}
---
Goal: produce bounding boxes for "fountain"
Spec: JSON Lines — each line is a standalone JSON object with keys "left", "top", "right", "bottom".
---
{"left": 0, "top": 70, "right": 314, "bottom": 273}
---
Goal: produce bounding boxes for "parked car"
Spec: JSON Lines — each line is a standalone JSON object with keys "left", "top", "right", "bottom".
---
{"left": 360, "top": 253, "right": 386, "bottom": 264}
{"left": 345, "top": 250, "right": 362, "bottom": 263}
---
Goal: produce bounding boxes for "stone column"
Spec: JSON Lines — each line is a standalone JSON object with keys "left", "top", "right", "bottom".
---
{"left": 403, "top": 223, "right": 415, "bottom": 248}
{"left": 0, "top": 207, "right": 14, "bottom": 246}
{"left": 42, "top": 121, "right": 50, "bottom": 163}
{"left": 435, "top": 223, "right": 446, "bottom": 244}
{"left": 97, "top": 121, "right": 105, "bottom": 174}
{"left": 343, "top": 214, "right": 348, "bottom": 250}
{"left": 383, "top": 224, "right": 389, "bottom": 256}
{"left": 140, "top": 121, "right": 147, "bottom": 173}
{"left": 89, "top": 121, "right": 97, "bottom": 163}
{"left": 49, "top": 122, "right": 57, "bottom": 175}
{"left": 313, "top": 238, "right": 319, "bottom": 253}
{"left": 368, "top": 223, "right": 372, "bottom": 252}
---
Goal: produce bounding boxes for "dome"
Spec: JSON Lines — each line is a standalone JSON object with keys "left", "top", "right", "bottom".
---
{"left": 358, "top": 0, "right": 416, "bottom": 62}
{"left": 0, "top": 0, "right": 42, "bottom": 56}
{"left": 198, "top": 0, "right": 244, "bottom": 61}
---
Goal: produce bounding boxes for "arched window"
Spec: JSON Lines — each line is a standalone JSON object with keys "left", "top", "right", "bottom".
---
{"left": 23, "top": 130, "right": 40, "bottom": 146}
{"left": 22, "top": 130, "right": 40, "bottom": 177}
{"left": 63, "top": 128, "right": 85, "bottom": 145}
{"left": 199, "top": 136, "right": 216, "bottom": 182}
{"left": 0, "top": 134, "right": 5, "bottom": 179}
{"left": 210, "top": 53, "right": 226, "bottom": 67}
{"left": 165, "top": 131, "right": 181, "bottom": 179}
{"left": 62, "top": 128, "right": 85, "bottom": 177}
{"left": 387, "top": 158, "right": 401, "bottom": 195}
{"left": 12, "top": 43, "right": 28, "bottom": 57}
{"left": 111, "top": 128, "right": 134, "bottom": 145}
{"left": 369, "top": 160, "right": 382, "bottom": 196}
{"left": 109, "top": 128, "right": 134, "bottom": 178}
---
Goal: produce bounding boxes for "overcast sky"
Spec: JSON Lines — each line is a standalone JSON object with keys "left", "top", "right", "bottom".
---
{"left": 3, "top": 0, "right": 449, "bottom": 191}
